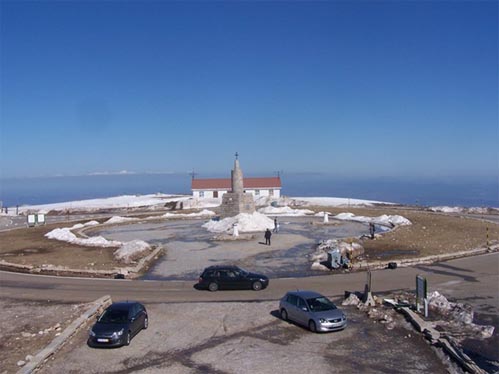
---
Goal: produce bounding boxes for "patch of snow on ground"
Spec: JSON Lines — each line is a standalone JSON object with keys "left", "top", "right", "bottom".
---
{"left": 258, "top": 206, "right": 314, "bottom": 216}
{"left": 429, "top": 206, "right": 464, "bottom": 213}
{"left": 181, "top": 198, "right": 221, "bottom": 209}
{"left": 333, "top": 212, "right": 411, "bottom": 227}
{"left": 291, "top": 197, "right": 394, "bottom": 207}
{"left": 427, "top": 291, "right": 494, "bottom": 339}
{"left": 45, "top": 221, "right": 121, "bottom": 248}
{"left": 105, "top": 216, "right": 139, "bottom": 224}
{"left": 11, "top": 193, "right": 190, "bottom": 214}
{"left": 314, "top": 211, "right": 332, "bottom": 217}
{"left": 203, "top": 212, "right": 274, "bottom": 233}
{"left": 114, "top": 240, "right": 151, "bottom": 263}
{"left": 162, "top": 209, "right": 215, "bottom": 218}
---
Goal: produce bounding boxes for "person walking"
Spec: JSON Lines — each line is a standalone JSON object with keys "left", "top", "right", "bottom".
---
{"left": 369, "top": 222, "right": 375, "bottom": 239}
{"left": 273, "top": 218, "right": 279, "bottom": 233}
{"left": 264, "top": 228, "right": 272, "bottom": 245}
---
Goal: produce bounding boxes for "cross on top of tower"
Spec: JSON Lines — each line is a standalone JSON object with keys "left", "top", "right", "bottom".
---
{"left": 235, "top": 151, "right": 239, "bottom": 160}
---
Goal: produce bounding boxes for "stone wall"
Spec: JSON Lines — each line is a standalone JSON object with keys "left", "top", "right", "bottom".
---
{"left": 220, "top": 192, "right": 255, "bottom": 218}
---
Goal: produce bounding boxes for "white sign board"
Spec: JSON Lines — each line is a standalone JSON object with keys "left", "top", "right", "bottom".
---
{"left": 27, "top": 214, "right": 36, "bottom": 227}
{"left": 37, "top": 214, "right": 46, "bottom": 224}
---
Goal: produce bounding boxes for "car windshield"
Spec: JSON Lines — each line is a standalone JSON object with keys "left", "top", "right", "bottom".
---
{"left": 307, "top": 296, "right": 337, "bottom": 312}
{"left": 98, "top": 309, "right": 128, "bottom": 324}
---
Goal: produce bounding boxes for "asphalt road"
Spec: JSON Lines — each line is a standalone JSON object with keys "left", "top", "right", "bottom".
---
{"left": 2, "top": 252, "right": 497, "bottom": 306}
{"left": 2, "top": 253, "right": 497, "bottom": 373}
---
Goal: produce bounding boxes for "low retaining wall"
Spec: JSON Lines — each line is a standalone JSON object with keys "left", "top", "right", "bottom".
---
{"left": 17, "top": 295, "right": 112, "bottom": 374}
{"left": 353, "top": 242, "right": 499, "bottom": 271}
{"left": 385, "top": 300, "right": 487, "bottom": 374}
{"left": 0, "top": 245, "right": 164, "bottom": 279}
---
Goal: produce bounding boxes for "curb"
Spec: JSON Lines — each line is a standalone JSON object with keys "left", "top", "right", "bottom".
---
{"left": 17, "top": 295, "right": 112, "bottom": 374}
{"left": 386, "top": 301, "right": 487, "bottom": 374}
{"left": 353, "top": 242, "right": 499, "bottom": 271}
{"left": 0, "top": 245, "right": 164, "bottom": 279}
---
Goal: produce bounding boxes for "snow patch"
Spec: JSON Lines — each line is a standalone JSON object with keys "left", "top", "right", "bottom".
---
{"left": 258, "top": 206, "right": 314, "bottom": 216}
{"left": 429, "top": 206, "right": 463, "bottom": 213}
{"left": 45, "top": 222, "right": 121, "bottom": 248}
{"left": 114, "top": 240, "right": 151, "bottom": 264}
{"left": 105, "top": 216, "right": 139, "bottom": 224}
{"left": 162, "top": 209, "right": 216, "bottom": 218}
{"left": 314, "top": 211, "right": 332, "bottom": 217}
{"left": 13, "top": 193, "right": 191, "bottom": 214}
{"left": 333, "top": 213, "right": 411, "bottom": 227}
{"left": 203, "top": 212, "right": 274, "bottom": 233}
{"left": 290, "top": 197, "right": 393, "bottom": 207}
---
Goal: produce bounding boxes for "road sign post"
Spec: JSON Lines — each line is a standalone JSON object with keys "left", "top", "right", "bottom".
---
{"left": 416, "top": 275, "right": 427, "bottom": 316}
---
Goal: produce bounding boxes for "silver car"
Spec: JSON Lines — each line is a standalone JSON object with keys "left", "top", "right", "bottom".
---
{"left": 279, "top": 290, "right": 347, "bottom": 332}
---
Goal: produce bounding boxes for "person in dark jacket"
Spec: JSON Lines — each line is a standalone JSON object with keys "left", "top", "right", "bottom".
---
{"left": 369, "top": 222, "right": 376, "bottom": 239}
{"left": 264, "top": 228, "right": 272, "bottom": 245}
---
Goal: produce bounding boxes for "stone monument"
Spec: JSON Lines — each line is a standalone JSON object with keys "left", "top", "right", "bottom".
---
{"left": 220, "top": 153, "right": 256, "bottom": 218}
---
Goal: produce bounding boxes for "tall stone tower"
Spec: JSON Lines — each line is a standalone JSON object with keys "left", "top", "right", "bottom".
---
{"left": 220, "top": 153, "right": 256, "bottom": 218}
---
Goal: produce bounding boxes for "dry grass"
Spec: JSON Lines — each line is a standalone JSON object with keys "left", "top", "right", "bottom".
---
{"left": 0, "top": 221, "right": 120, "bottom": 270}
{"left": 304, "top": 206, "right": 499, "bottom": 260}
{"left": 1, "top": 208, "right": 498, "bottom": 271}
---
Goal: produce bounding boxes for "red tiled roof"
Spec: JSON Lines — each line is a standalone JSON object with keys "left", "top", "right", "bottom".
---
{"left": 191, "top": 177, "right": 281, "bottom": 190}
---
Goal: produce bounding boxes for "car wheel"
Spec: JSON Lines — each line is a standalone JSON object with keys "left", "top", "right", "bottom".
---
{"left": 143, "top": 317, "right": 148, "bottom": 330}
{"left": 252, "top": 281, "right": 262, "bottom": 291}
{"left": 208, "top": 282, "right": 218, "bottom": 292}
{"left": 280, "top": 309, "right": 288, "bottom": 321}
{"left": 308, "top": 320, "right": 317, "bottom": 333}
{"left": 125, "top": 331, "right": 131, "bottom": 346}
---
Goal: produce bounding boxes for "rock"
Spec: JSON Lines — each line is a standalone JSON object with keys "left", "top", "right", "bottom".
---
{"left": 342, "top": 294, "right": 361, "bottom": 306}
{"left": 311, "top": 262, "right": 329, "bottom": 271}
{"left": 21, "top": 332, "right": 31, "bottom": 338}
{"left": 17, "top": 361, "right": 26, "bottom": 367}
{"left": 479, "top": 325, "right": 495, "bottom": 339}
{"left": 385, "top": 322, "right": 396, "bottom": 330}
{"left": 25, "top": 355, "right": 34, "bottom": 362}
{"left": 38, "top": 331, "right": 44, "bottom": 335}
{"left": 55, "top": 332, "right": 61, "bottom": 336}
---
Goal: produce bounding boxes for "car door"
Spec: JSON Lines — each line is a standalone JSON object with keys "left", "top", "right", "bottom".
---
{"left": 296, "top": 297, "right": 309, "bottom": 326}
{"left": 286, "top": 294, "right": 299, "bottom": 322}
{"left": 130, "top": 304, "right": 142, "bottom": 335}
{"left": 230, "top": 269, "right": 249, "bottom": 289}
{"left": 218, "top": 270, "right": 232, "bottom": 289}
{"left": 134, "top": 304, "right": 145, "bottom": 331}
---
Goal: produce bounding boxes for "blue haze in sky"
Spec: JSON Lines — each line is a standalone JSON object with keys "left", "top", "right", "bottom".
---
{"left": 1, "top": 1, "right": 498, "bottom": 181}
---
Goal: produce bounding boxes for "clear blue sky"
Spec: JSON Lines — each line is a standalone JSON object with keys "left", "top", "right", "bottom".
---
{"left": 1, "top": 1, "right": 497, "bottom": 179}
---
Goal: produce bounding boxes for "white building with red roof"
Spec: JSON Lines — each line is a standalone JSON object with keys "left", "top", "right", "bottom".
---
{"left": 191, "top": 176, "right": 281, "bottom": 199}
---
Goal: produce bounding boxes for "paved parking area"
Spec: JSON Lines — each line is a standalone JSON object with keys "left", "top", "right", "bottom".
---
{"left": 38, "top": 300, "right": 449, "bottom": 374}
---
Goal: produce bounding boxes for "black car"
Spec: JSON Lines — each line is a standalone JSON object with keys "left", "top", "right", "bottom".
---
{"left": 198, "top": 265, "right": 269, "bottom": 291}
{"left": 88, "top": 301, "right": 148, "bottom": 347}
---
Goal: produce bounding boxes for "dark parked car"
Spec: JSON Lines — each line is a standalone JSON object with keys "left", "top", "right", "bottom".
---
{"left": 279, "top": 290, "right": 347, "bottom": 332}
{"left": 88, "top": 301, "right": 148, "bottom": 347}
{"left": 198, "top": 265, "right": 269, "bottom": 291}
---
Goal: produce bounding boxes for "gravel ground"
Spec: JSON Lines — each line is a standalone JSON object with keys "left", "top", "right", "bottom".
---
{"left": 0, "top": 298, "right": 87, "bottom": 374}
{"left": 37, "top": 300, "right": 450, "bottom": 374}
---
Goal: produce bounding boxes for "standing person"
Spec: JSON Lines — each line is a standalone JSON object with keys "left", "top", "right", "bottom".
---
{"left": 264, "top": 228, "right": 272, "bottom": 245}
{"left": 273, "top": 218, "right": 278, "bottom": 233}
{"left": 369, "top": 223, "right": 375, "bottom": 239}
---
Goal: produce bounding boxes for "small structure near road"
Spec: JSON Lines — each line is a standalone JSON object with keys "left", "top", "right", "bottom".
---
{"left": 27, "top": 213, "right": 45, "bottom": 227}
